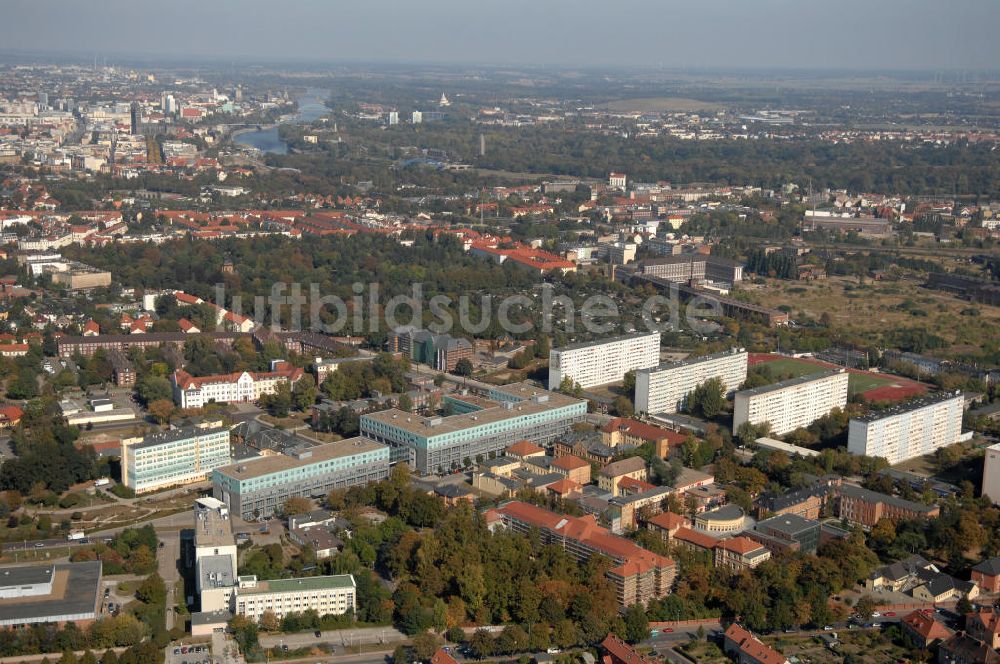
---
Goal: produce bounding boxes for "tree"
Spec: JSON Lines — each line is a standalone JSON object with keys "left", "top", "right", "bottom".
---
{"left": 690, "top": 378, "right": 725, "bottom": 419}
{"left": 411, "top": 633, "right": 438, "bottom": 662}
{"left": 292, "top": 374, "right": 317, "bottom": 411}
{"left": 398, "top": 393, "right": 414, "bottom": 412}
{"left": 147, "top": 399, "right": 175, "bottom": 425}
{"left": 612, "top": 396, "right": 634, "bottom": 418}
{"left": 454, "top": 358, "right": 473, "bottom": 377}
{"left": 136, "top": 375, "right": 172, "bottom": 405}
{"left": 467, "top": 629, "right": 494, "bottom": 659}
{"left": 136, "top": 573, "right": 166, "bottom": 605}
{"left": 622, "top": 370, "right": 636, "bottom": 400}
{"left": 622, "top": 604, "right": 649, "bottom": 643}
{"left": 853, "top": 595, "right": 878, "bottom": 622}
{"left": 263, "top": 381, "right": 293, "bottom": 418}
{"left": 282, "top": 496, "right": 312, "bottom": 516}
{"left": 260, "top": 609, "right": 280, "bottom": 632}
{"left": 956, "top": 594, "right": 973, "bottom": 616}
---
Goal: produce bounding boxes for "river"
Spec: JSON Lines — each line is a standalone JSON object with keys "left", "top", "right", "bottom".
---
{"left": 233, "top": 88, "right": 329, "bottom": 155}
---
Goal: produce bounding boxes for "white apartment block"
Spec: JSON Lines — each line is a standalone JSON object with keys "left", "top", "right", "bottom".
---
{"left": 233, "top": 574, "right": 356, "bottom": 622}
{"left": 549, "top": 332, "right": 660, "bottom": 390}
{"left": 848, "top": 391, "right": 964, "bottom": 465}
{"left": 636, "top": 348, "right": 748, "bottom": 414}
{"left": 122, "top": 418, "right": 231, "bottom": 493}
{"left": 733, "top": 369, "right": 849, "bottom": 436}
{"left": 172, "top": 363, "right": 303, "bottom": 409}
{"left": 983, "top": 442, "right": 1000, "bottom": 505}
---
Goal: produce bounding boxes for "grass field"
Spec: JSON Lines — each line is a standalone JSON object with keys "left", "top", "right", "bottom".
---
{"left": 751, "top": 355, "right": 903, "bottom": 397}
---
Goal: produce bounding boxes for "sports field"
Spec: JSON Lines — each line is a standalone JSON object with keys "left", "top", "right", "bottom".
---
{"left": 748, "top": 353, "right": 929, "bottom": 401}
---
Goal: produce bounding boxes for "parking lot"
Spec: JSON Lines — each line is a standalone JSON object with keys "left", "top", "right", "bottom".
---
{"left": 164, "top": 642, "right": 212, "bottom": 664}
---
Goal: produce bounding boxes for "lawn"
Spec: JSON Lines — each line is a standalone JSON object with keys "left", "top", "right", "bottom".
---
{"left": 752, "top": 355, "right": 902, "bottom": 397}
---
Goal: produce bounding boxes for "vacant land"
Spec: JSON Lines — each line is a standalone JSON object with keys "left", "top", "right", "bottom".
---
{"left": 739, "top": 274, "right": 1000, "bottom": 360}
{"left": 601, "top": 97, "right": 726, "bottom": 113}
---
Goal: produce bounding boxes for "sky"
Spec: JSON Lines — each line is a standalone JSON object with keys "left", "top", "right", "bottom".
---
{"left": 3, "top": 0, "right": 998, "bottom": 71}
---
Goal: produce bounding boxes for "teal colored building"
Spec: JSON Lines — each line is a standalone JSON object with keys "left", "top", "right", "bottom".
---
{"left": 360, "top": 382, "right": 587, "bottom": 474}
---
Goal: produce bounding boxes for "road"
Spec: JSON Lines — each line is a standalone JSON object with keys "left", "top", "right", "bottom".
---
{"left": 260, "top": 626, "right": 406, "bottom": 650}
{"left": 157, "top": 518, "right": 186, "bottom": 631}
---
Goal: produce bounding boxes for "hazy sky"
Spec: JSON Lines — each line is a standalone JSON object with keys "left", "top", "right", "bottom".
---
{"left": 4, "top": 0, "right": 998, "bottom": 71}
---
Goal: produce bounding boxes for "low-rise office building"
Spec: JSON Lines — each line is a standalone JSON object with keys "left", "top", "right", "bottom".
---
{"left": 122, "top": 418, "right": 231, "bottom": 494}
{"left": 360, "top": 382, "right": 587, "bottom": 474}
{"left": 748, "top": 513, "right": 821, "bottom": 555}
{"left": 733, "top": 370, "right": 849, "bottom": 436}
{"left": 549, "top": 332, "right": 660, "bottom": 390}
{"left": 233, "top": 574, "right": 356, "bottom": 622}
{"left": 847, "top": 391, "right": 964, "bottom": 464}
{"left": 713, "top": 537, "right": 771, "bottom": 573}
{"left": 212, "top": 436, "right": 390, "bottom": 520}
{"left": 635, "top": 348, "right": 747, "bottom": 415}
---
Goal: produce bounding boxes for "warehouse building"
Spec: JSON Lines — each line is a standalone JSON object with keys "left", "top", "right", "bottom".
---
{"left": 0, "top": 561, "right": 103, "bottom": 627}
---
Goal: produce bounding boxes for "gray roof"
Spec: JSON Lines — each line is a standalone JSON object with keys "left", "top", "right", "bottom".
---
{"left": 0, "top": 565, "right": 53, "bottom": 588}
{"left": 199, "top": 554, "right": 235, "bottom": 590}
{"left": 840, "top": 484, "right": 938, "bottom": 515}
{"left": 191, "top": 609, "right": 234, "bottom": 626}
{"left": 851, "top": 390, "right": 962, "bottom": 423}
{"left": 551, "top": 331, "right": 658, "bottom": 354}
{"left": 973, "top": 557, "right": 1000, "bottom": 576}
{"left": 756, "top": 513, "right": 820, "bottom": 537}
{"left": 0, "top": 561, "right": 101, "bottom": 624}
{"left": 735, "top": 369, "right": 845, "bottom": 398}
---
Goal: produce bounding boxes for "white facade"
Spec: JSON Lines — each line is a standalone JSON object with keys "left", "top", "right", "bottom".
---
{"left": 549, "top": 332, "right": 660, "bottom": 390}
{"left": 233, "top": 574, "right": 356, "bottom": 622}
{"left": 122, "top": 420, "right": 231, "bottom": 493}
{"left": 847, "top": 392, "right": 963, "bottom": 465}
{"left": 733, "top": 370, "right": 849, "bottom": 436}
{"left": 172, "top": 366, "right": 301, "bottom": 409}
{"left": 636, "top": 348, "right": 747, "bottom": 414}
{"left": 983, "top": 442, "right": 1000, "bottom": 505}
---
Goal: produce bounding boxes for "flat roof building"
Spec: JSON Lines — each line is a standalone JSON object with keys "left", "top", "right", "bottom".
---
{"left": 549, "top": 332, "right": 660, "bottom": 390}
{"left": 122, "top": 418, "right": 231, "bottom": 494}
{"left": 361, "top": 382, "right": 586, "bottom": 474}
{"left": 213, "top": 436, "right": 390, "bottom": 520}
{"left": 635, "top": 348, "right": 747, "bottom": 415}
{"left": 847, "top": 391, "right": 964, "bottom": 465}
{"left": 733, "top": 370, "right": 848, "bottom": 436}
{"left": 233, "top": 574, "right": 355, "bottom": 622}
{"left": 0, "top": 561, "right": 102, "bottom": 627}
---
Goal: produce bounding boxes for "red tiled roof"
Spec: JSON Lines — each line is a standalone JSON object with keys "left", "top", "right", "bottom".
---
{"left": 646, "top": 511, "right": 686, "bottom": 531}
{"left": 724, "top": 624, "right": 786, "bottom": 664}
{"left": 619, "top": 476, "right": 657, "bottom": 493}
{"left": 172, "top": 365, "right": 303, "bottom": 390}
{"left": 0, "top": 405, "right": 23, "bottom": 423}
{"left": 431, "top": 650, "right": 458, "bottom": 664}
{"left": 715, "top": 536, "right": 765, "bottom": 555}
{"left": 673, "top": 527, "right": 718, "bottom": 551}
{"left": 602, "top": 417, "right": 687, "bottom": 445}
{"left": 547, "top": 478, "right": 582, "bottom": 496}
{"left": 552, "top": 455, "right": 590, "bottom": 471}
{"left": 901, "top": 610, "right": 951, "bottom": 641}
{"left": 507, "top": 440, "right": 544, "bottom": 457}
{"left": 600, "top": 634, "right": 658, "bottom": 664}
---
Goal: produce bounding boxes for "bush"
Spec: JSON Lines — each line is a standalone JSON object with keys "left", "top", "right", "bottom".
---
{"left": 109, "top": 484, "right": 135, "bottom": 499}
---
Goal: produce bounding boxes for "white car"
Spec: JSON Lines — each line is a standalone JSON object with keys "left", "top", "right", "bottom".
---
{"left": 871, "top": 611, "right": 881, "bottom": 618}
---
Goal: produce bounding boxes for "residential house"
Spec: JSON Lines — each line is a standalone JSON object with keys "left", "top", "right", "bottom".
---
{"left": 723, "top": 624, "right": 789, "bottom": 664}
{"left": 600, "top": 417, "right": 687, "bottom": 458}
{"left": 900, "top": 610, "right": 952, "bottom": 650}
{"left": 599, "top": 457, "right": 648, "bottom": 497}
{"left": 971, "top": 557, "right": 1000, "bottom": 593}
{"left": 938, "top": 633, "right": 1000, "bottom": 664}
{"left": 967, "top": 607, "right": 1000, "bottom": 650}
{"left": 551, "top": 455, "right": 592, "bottom": 484}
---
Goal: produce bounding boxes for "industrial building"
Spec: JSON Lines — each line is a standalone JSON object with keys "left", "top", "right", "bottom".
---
{"left": 0, "top": 561, "right": 103, "bottom": 627}
{"left": 635, "top": 348, "right": 747, "bottom": 414}
{"left": 549, "top": 332, "right": 660, "bottom": 390}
